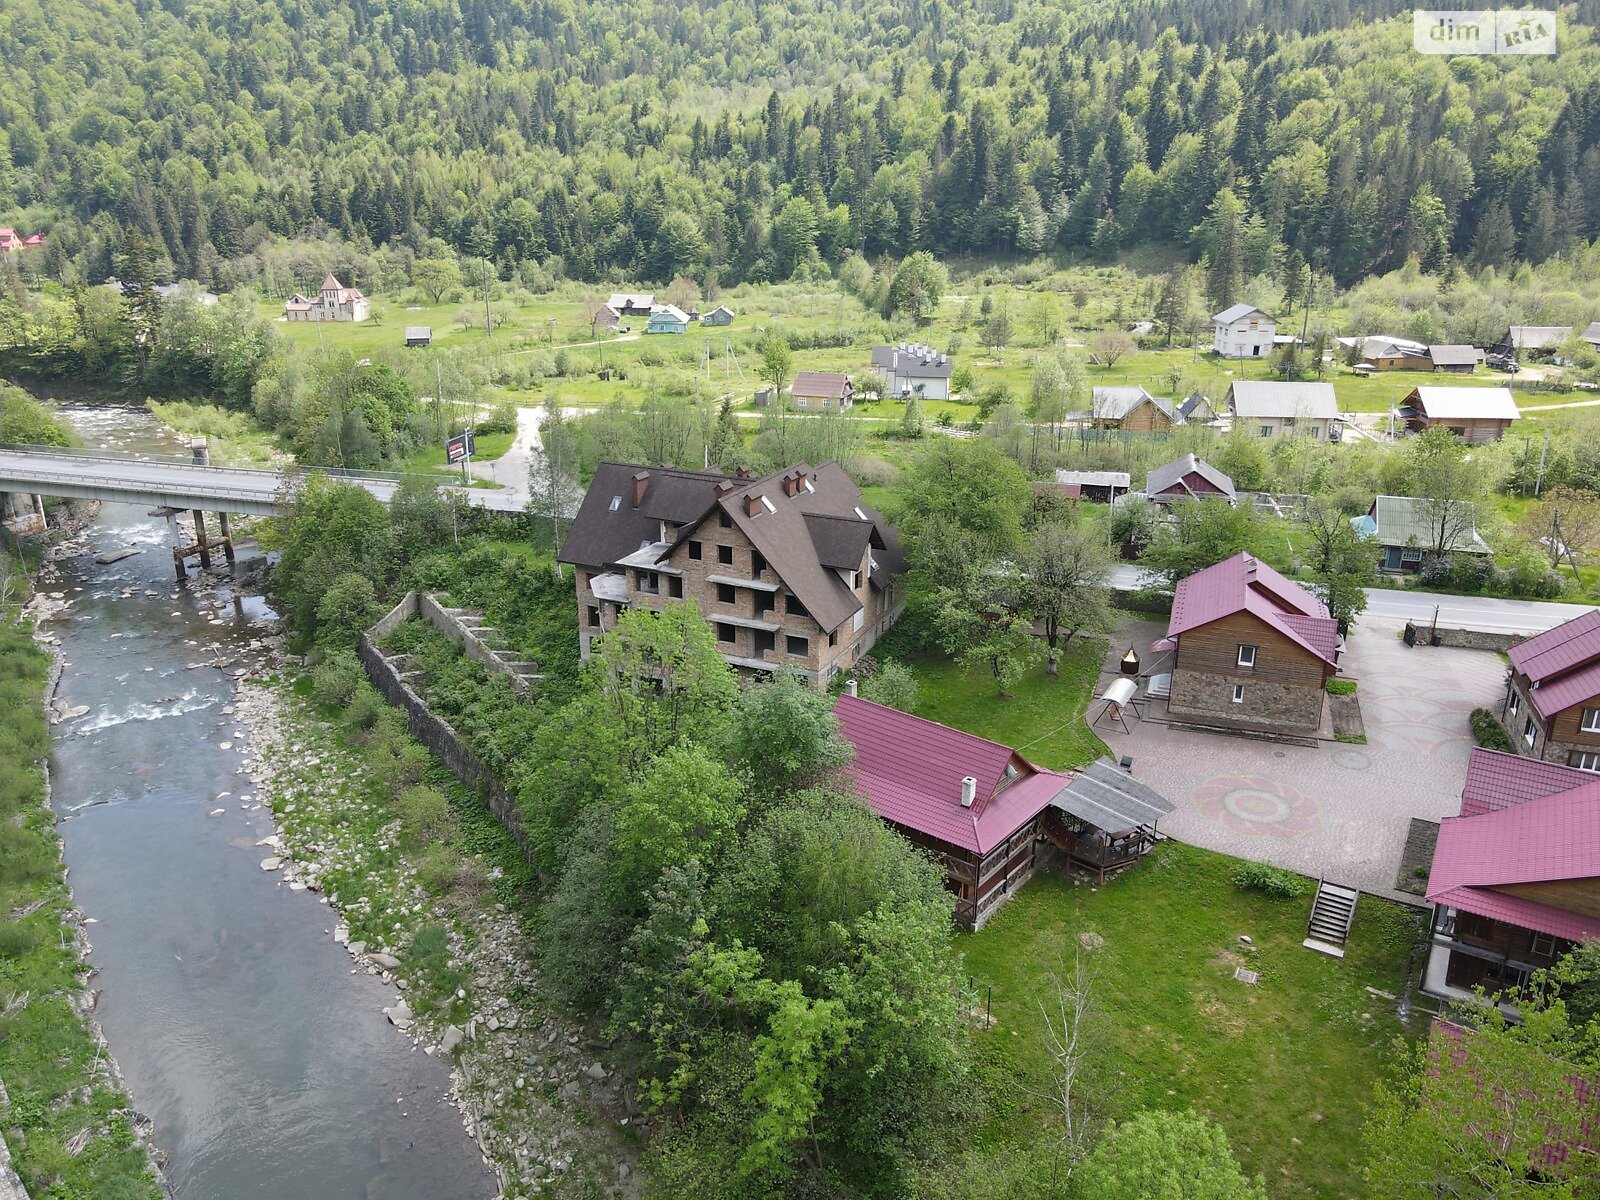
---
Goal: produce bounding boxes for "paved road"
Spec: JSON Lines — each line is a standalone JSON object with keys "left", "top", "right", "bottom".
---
{"left": 1108, "top": 563, "right": 1592, "bottom": 634}
{"left": 0, "top": 448, "right": 525, "bottom": 516}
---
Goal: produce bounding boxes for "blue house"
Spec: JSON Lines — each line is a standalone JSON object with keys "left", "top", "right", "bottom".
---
{"left": 646, "top": 304, "right": 689, "bottom": 335}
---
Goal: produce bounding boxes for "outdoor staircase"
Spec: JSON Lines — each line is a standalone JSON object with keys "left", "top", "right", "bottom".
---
{"left": 1303, "top": 879, "right": 1360, "bottom": 958}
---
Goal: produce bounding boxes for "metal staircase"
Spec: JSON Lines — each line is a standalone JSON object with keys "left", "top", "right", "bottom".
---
{"left": 1303, "top": 879, "right": 1359, "bottom": 958}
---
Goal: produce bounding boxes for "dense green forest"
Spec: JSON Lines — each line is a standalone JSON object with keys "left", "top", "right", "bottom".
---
{"left": 5, "top": 0, "right": 1600, "bottom": 295}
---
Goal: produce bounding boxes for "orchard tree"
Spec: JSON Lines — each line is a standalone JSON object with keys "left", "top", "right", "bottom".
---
{"left": 1409, "top": 426, "right": 1484, "bottom": 556}
{"left": 1077, "top": 1110, "right": 1267, "bottom": 1200}
{"left": 885, "top": 251, "right": 948, "bottom": 322}
{"left": 1302, "top": 498, "right": 1376, "bottom": 629}
{"left": 1089, "top": 329, "right": 1135, "bottom": 368}
{"left": 1021, "top": 522, "right": 1113, "bottom": 674}
{"left": 1146, "top": 498, "right": 1259, "bottom": 591}
{"left": 411, "top": 257, "right": 461, "bottom": 303}
{"left": 1365, "top": 1003, "right": 1599, "bottom": 1199}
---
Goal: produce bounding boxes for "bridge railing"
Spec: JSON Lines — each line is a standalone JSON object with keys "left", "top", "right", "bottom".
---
{"left": 0, "top": 443, "right": 462, "bottom": 491}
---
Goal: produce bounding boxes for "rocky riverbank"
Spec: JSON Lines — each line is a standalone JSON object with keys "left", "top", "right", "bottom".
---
{"left": 230, "top": 656, "right": 643, "bottom": 1198}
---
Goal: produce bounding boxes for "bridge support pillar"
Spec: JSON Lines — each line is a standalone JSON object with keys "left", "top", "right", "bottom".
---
{"left": 161, "top": 508, "right": 188, "bottom": 580}
{"left": 192, "top": 509, "right": 212, "bottom": 570}
{"left": 155, "top": 507, "right": 233, "bottom": 578}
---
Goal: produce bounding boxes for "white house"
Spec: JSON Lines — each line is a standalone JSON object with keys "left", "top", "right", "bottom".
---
{"left": 870, "top": 342, "right": 953, "bottom": 400}
{"left": 1225, "top": 381, "right": 1340, "bottom": 440}
{"left": 1211, "top": 304, "right": 1276, "bottom": 359}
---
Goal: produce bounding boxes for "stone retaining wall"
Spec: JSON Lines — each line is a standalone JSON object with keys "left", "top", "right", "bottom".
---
{"left": 1407, "top": 624, "right": 1522, "bottom": 653}
{"left": 360, "top": 595, "right": 529, "bottom": 855}
{"left": 371, "top": 592, "right": 541, "bottom": 695}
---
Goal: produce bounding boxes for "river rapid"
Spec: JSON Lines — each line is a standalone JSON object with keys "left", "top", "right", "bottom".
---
{"left": 40, "top": 405, "right": 495, "bottom": 1200}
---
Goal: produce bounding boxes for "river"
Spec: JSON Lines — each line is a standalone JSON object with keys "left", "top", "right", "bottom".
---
{"left": 41, "top": 405, "right": 496, "bottom": 1200}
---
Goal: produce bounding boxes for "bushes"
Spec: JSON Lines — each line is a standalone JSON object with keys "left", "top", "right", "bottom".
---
{"left": 1232, "top": 861, "right": 1310, "bottom": 900}
{"left": 397, "top": 784, "right": 458, "bottom": 849}
{"left": 1326, "top": 678, "right": 1357, "bottom": 696}
{"left": 1470, "top": 707, "right": 1512, "bottom": 751}
{"left": 476, "top": 402, "right": 518, "bottom": 436}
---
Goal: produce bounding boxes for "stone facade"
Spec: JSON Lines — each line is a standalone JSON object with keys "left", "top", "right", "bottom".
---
{"left": 1500, "top": 672, "right": 1600, "bottom": 771}
{"left": 1168, "top": 669, "right": 1324, "bottom": 733}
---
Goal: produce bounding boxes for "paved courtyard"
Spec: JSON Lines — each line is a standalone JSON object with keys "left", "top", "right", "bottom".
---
{"left": 1093, "top": 616, "right": 1507, "bottom": 899}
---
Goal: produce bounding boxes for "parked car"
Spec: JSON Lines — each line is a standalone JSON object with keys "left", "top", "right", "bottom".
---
{"left": 1485, "top": 352, "right": 1520, "bottom": 373}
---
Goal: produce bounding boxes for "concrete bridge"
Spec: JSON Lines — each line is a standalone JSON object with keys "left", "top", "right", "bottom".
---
{"left": 0, "top": 446, "right": 525, "bottom": 518}
{"left": 0, "top": 444, "right": 525, "bottom": 576}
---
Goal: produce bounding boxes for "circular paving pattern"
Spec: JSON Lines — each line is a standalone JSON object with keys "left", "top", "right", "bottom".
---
{"left": 1331, "top": 748, "right": 1371, "bottom": 771}
{"left": 1191, "top": 774, "right": 1322, "bottom": 840}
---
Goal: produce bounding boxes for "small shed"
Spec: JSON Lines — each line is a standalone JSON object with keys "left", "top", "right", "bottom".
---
{"left": 1428, "top": 344, "right": 1479, "bottom": 374}
{"left": 703, "top": 305, "right": 735, "bottom": 326}
{"left": 1177, "top": 392, "right": 1217, "bottom": 423}
{"left": 404, "top": 326, "right": 432, "bottom": 348}
{"left": 1054, "top": 469, "right": 1132, "bottom": 504}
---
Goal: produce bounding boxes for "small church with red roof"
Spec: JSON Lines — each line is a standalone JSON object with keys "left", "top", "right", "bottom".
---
{"left": 1163, "top": 551, "right": 1342, "bottom": 734}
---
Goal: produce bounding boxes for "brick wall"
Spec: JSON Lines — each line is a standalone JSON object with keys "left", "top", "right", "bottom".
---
{"left": 581, "top": 519, "right": 902, "bottom": 684}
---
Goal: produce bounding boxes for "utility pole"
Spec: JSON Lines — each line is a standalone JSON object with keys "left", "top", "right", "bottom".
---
{"left": 1536, "top": 430, "right": 1550, "bottom": 497}
{"left": 481, "top": 256, "right": 493, "bottom": 339}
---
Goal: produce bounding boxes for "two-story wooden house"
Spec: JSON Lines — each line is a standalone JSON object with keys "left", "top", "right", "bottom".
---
{"left": 1423, "top": 748, "right": 1600, "bottom": 1007}
{"left": 1160, "top": 552, "right": 1342, "bottom": 734}
{"left": 1502, "top": 609, "right": 1600, "bottom": 771}
{"left": 558, "top": 461, "right": 904, "bottom": 684}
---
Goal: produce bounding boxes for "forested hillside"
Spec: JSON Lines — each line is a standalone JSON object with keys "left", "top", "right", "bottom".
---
{"left": 4, "top": 0, "right": 1600, "bottom": 293}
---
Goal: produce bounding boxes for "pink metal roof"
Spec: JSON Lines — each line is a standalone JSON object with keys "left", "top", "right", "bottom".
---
{"left": 1461, "top": 748, "right": 1594, "bottom": 817}
{"left": 1427, "top": 780, "right": 1600, "bottom": 941}
{"left": 1509, "top": 609, "right": 1600, "bottom": 718}
{"left": 1167, "top": 552, "right": 1338, "bottom": 667}
{"left": 835, "top": 694, "right": 1069, "bottom": 855}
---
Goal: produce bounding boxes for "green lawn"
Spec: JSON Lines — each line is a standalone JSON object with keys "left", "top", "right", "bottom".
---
{"left": 395, "top": 429, "right": 516, "bottom": 478}
{"left": 958, "top": 844, "right": 1424, "bottom": 1200}
{"left": 906, "top": 637, "right": 1110, "bottom": 771}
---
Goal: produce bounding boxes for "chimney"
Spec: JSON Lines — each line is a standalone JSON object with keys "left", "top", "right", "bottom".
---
{"left": 960, "top": 776, "right": 977, "bottom": 808}
{"left": 631, "top": 470, "right": 650, "bottom": 508}
{"left": 844, "top": 678, "right": 858, "bottom": 697}
{"left": 714, "top": 481, "right": 736, "bottom": 498}
{"left": 783, "top": 473, "right": 800, "bottom": 497}
{"left": 745, "top": 493, "right": 763, "bottom": 517}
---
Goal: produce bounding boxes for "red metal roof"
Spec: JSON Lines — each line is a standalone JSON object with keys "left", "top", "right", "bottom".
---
{"left": 1166, "top": 552, "right": 1339, "bottom": 666}
{"left": 1461, "top": 748, "right": 1594, "bottom": 817}
{"left": 835, "top": 694, "right": 1069, "bottom": 855}
{"left": 1427, "top": 779, "right": 1600, "bottom": 942}
{"left": 1509, "top": 609, "right": 1600, "bottom": 719}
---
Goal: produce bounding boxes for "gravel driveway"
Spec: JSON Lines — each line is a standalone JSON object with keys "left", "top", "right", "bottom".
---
{"left": 1095, "top": 617, "right": 1506, "bottom": 899}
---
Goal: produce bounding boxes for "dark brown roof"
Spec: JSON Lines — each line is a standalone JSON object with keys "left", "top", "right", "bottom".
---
{"left": 790, "top": 371, "right": 851, "bottom": 400}
{"left": 565, "top": 460, "right": 902, "bottom": 634}
{"left": 557, "top": 461, "right": 727, "bottom": 569}
{"left": 805, "top": 513, "right": 875, "bottom": 570}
